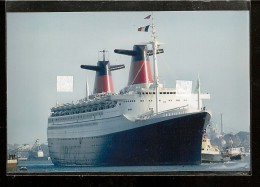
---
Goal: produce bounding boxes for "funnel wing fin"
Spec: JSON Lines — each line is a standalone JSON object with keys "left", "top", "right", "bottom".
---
{"left": 110, "top": 65, "right": 125, "bottom": 71}
{"left": 80, "top": 65, "right": 100, "bottom": 71}
{"left": 114, "top": 49, "right": 137, "bottom": 56}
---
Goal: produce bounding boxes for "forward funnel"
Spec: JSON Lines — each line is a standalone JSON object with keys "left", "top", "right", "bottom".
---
{"left": 114, "top": 45, "right": 153, "bottom": 85}
{"left": 81, "top": 50, "right": 125, "bottom": 94}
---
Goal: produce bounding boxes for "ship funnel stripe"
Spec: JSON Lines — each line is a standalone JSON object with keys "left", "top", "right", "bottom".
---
{"left": 81, "top": 57, "right": 124, "bottom": 94}
{"left": 132, "top": 45, "right": 149, "bottom": 62}
{"left": 94, "top": 75, "right": 114, "bottom": 93}
{"left": 128, "top": 45, "right": 153, "bottom": 85}
{"left": 97, "top": 61, "right": 111, "bottom": 76}
{"left": 128, "top": 60, "right": 153, "bottom": 85}
{"left": 114, "top": 45, "right": 153, "bottom": 85}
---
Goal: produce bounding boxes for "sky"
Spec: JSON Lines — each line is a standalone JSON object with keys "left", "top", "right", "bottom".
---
{"left": 7, "top": 11, "right": 250, "bottom": 145}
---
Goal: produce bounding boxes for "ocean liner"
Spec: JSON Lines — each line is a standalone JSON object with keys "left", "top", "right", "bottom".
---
{"left": 47, "top": 15, "right": 211, "bottom": 166}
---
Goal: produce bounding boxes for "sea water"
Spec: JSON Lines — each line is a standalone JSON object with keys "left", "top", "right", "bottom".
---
{"left": 10, "top": 155, "right": 250, "bottom": 175}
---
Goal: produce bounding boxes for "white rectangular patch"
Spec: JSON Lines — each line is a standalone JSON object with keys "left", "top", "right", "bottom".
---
{"left": 57, "top": 76, "right": 73, "bottom": 92}
{"left": 176, "top": 80, "right": 192, "bottom": 95}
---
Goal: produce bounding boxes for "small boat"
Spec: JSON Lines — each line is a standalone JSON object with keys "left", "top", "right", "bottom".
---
{"left": 222, "top": 136, "right": 244, "bottom": 161}
{"left": 223, "top": 147, "right": 243, "bottom": 161}
{"left": 201, "top": 134, "right": 223, "bottom": 163}
{"left": 19, "top": 166, "right": 28, "bottom": 171}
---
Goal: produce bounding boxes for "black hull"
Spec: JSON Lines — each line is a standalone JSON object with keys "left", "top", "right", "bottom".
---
{"left": 48, "top": 112, "right": 210, "bottom": 166}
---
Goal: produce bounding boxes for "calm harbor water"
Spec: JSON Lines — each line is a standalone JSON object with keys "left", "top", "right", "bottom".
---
{"left": 10, "top": 155, "right": 250, "bottom": 175}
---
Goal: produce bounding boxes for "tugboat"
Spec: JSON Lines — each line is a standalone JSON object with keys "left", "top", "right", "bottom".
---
{"left": 201, "top": 134, "right": 223, "bottom": 163}
{"left": 47, "top": 14, "right": 211, "bottom": 166}
{"left": 223, "top": 147, "right": 243, "bottom": 161}
{"left": 222, "top": 137, "right": 243, "bottom": 161}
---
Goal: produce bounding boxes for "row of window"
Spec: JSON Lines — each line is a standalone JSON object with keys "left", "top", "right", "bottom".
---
{"left": 123, "top": 100, "right": 136, "bottom": 103}
{"left": 56, "top": 135, "right": 107, "bottom": 141}
{"left": 123, "top": 99, "right": 187, "bottom": 103}
{"left": 137, "top": 91, "right": 176, "bottom": 95}
{"left": 49, "top": 112, "right": 103, "bottom": 123}
{"left": 51, "top": 104, "right": 116, "bottom": 117}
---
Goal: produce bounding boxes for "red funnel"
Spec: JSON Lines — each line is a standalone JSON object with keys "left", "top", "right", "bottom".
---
{"left": 81, "top": 59, "right": 125, "bottom": 94}
{"left": 114, "top": 45, "right": 153, "bottom": 86}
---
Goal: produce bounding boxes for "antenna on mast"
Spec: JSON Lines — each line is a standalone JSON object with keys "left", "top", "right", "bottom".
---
{"left": 99, "top": 49, "right": 108, "bottom": 61}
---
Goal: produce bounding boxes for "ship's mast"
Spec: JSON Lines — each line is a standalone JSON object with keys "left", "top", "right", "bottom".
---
{"left": 150, "top": 13, "right": 159, "bottom": 114}
{"left": 100, "top": 49, "right": 107, "bottom": 61}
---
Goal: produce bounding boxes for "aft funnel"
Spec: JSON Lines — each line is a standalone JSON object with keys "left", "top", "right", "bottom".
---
{"left": 114, "top": 45, "right": 153, "bottom": 85}
{"left": 81, "top": 50, "right": 125, "bottom": 94}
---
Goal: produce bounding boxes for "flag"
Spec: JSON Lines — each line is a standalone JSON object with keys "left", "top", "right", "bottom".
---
{"left": 57, "top": 76, "right": 73, "bottom": 92}
{"left": 138, "top": 25, "right": 150, "bottom": 32}
{"left": 144, "top": 15, "right": 151, "bottom": 19}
